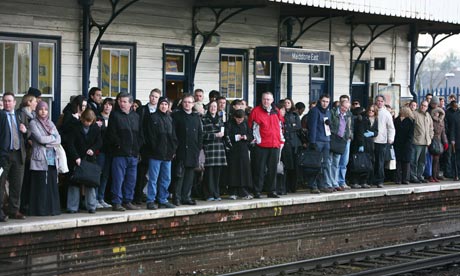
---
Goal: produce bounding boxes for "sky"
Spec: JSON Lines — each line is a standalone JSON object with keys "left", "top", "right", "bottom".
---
{"left": 423, "top": 34, "right": 460, "bottom": 59}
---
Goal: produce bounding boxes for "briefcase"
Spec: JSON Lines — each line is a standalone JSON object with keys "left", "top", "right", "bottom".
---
{"left": 71, "top": 159, "right": 101, "bottom": 188}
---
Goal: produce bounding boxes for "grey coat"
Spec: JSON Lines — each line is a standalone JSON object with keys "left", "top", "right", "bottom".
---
{"left": 29, "top": 119, "right": 61, "bottom": 171}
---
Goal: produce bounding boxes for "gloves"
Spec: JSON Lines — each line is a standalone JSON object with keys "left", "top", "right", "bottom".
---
{"left": 308, "top": 143, "right": 317, "bottom": 151}
{"left": 358, "top": 146, "right": 364, "bottom": 152}
{"left": 363, "top": 131, "right": 374, "bottom": 138}
{"left": 444, "top": 143, "right": 449, "bottom": 151}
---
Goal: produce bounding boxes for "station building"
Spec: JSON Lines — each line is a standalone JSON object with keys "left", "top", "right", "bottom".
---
{"left": 2, "top": 0, "right": 460, "bottom": 120}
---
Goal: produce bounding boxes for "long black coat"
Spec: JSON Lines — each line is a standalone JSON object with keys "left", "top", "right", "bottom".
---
{"left": 225, "top": 118, "right": 253, "bottom": 189}
{"left": 393, "top": 117, "right": 414, "bottom": 162}
{"left": 67, "top": 122, "right": 102, "bottom": 171}
{"left": 351, "top": 115, "right": 378, "bottom": 155}
{"left": 449, "top": 110, "right": 460, "bottom": 149}
{"left": 172, "top": 110, "right": 203, "bottom": 168}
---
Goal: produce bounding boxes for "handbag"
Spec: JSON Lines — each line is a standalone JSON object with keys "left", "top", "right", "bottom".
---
{"left": 71, "top": 159, "right": 101, "bottom": 188}
{"left": 297, "top": 148, "right": 322, "bottom": 169}
{"left": 54, "top": 144, "right": 69, "bottom": 174}
{"left": 428, "top": 137, "right": 444, "bottom": 155}
{"left": 384, "top": 145, "right": 396, "bottom": 161}
{"left": 349, "top": 152, "right": 373, "bottom": 173}
{"left": 330, "top": 134, "right": 347, "bottom": 154}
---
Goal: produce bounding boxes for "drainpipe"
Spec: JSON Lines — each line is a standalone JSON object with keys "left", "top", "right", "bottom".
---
{"left": 286, "top": 21, "right": 293, "bottom": 99}
{"left": 409, "top": 23, "right": 418, "bottom": 101}
{"left": 79, "top": 0, "right": 94, "bottom": 97}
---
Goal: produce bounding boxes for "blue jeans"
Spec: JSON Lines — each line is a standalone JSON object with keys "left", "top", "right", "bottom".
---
{"left": 423, "top": 150, "right": 432, "bottom": 177}
{"left": 331, "top": 152, "right": 341, "bottom": 188}
{"left": 111, "top": 156, "right": 138, "bottom": 205}
{"left": 338, "top": 140, "right": 350, "bottom": 186}
{"left": 308, "top": 141, "right": 333, "bottom": 189}
{"left": 146, "top": 159, "right": 171, "bottom": 204}
{"left": 96, "top": 153, "right": 112, "bottom": 202}
{"left": 67, "top": 185, "right": 97, "bottom": 211}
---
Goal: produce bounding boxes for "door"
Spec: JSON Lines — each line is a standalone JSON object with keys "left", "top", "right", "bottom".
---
{"left": 163, "top": 44, "right": 193, "bottom": 102}
{"left": 351, "top": 61, "right": 370, "bottom": 108}
{"left": 254, "top": 47, "right": 280, "bottom": 106}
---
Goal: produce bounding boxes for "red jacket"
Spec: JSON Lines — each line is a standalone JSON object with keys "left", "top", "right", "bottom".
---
{"left": 248, "top": 105, "right": 284, "bottom": 148}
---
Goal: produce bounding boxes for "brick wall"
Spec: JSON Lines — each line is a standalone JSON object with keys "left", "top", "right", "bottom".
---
{"left": 2, "top": 190, "right": 460, "bottom": 275}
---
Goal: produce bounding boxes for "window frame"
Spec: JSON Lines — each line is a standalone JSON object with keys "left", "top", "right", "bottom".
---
{"left": 0, "top": 32, "right": 61, "bottom": 121}
{"left": 98, "top": 41, "right": 136, "bottom": 99}
{"left": 219, "top": 48, "right": 248, "bottom": 101}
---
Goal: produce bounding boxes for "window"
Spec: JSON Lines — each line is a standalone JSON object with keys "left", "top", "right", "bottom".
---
{"left": 165, "top": 54, "right": 184, "bottom": 75}
{"left": 352, "top": 62, "right": 366, "bottom": 84}
{"left": 99, "top": 43, "right": 135, "bottom": 98}
{"left": 256, "top": 61, "right": 271, "bottom": 79}
{"left": 38, "top": 43, "right": 55, "bottom": 94}
{"left": 0, "top": 41, "right": 31, "bottom": 94}
{"left": 220, "top": 49, "right": 247, "bottom": 99}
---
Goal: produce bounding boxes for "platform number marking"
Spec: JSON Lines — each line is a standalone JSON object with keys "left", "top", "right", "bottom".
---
{"left": 274, "top": 207, "right": 282, "bottom": 216}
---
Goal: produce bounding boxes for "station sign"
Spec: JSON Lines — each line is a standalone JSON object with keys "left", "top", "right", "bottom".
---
{"left": 279, "top": 47, "right": 330, "bottom": 65}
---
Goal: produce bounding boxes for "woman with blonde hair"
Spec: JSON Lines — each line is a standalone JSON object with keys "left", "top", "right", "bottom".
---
{"left": 393, "top": 106, "right": 414, "bottom": 184}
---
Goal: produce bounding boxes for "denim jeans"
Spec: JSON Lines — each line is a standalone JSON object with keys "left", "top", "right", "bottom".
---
{"left": 146, "top": 159, "right": 171, "bottom": 204}
{"left": 330, "top": 152, "right": 341, "bottom": 188}
{"left": 411, "top": 145, "right": 427, "bottom": 181}
{"left": 423, "top": 150, "right": 432, "bottom": 177}
{"left": 338, "top": 140, "right": 351, "bottom": 186}
{"left": 67, "top": 185, "right": 97, "bottom": 211}
{"left": 111, "top": 156, "right": 138, "bottom": 205}
{"left": 308, "top": 141, "right": 333, "bottom": 189}
{"left": 96, "top": 153, "right": 112, "bottom": 202}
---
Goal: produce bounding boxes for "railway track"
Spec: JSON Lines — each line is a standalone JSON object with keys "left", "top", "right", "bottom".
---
{"left": 221, "top": 235, "right": 460, "bottom": 276}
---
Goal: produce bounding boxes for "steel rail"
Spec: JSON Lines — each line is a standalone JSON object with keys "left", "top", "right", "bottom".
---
{"left": 220, "top": 235, "right": 460, "bottom": 276}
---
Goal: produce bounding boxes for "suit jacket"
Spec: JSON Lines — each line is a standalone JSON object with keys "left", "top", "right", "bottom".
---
{"left": 2, "top": 110, "right": 26, "bottom": 164}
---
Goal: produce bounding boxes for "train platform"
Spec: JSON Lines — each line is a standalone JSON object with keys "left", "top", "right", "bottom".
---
{"left": 3, "top": 180, "right": 460, "bottom": 275}
{"left": 2, "top": 181, "right": 460, "bottom": 236}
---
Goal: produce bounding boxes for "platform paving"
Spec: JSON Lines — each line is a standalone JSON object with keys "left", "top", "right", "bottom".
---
{"left": 1, "top": 181, "right": 460, "bottom": 236}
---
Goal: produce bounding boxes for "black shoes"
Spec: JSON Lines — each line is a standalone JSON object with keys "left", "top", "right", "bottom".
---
{"left": 172, "top": 199, "right": 181, "bottom": 206}
{"left": 88, "top": 209, "right": 96, "bottom": 214}
{"left": 159, "top": 202, "right": 176, "bottom": 209}
{"left": 147, "top": 202, "right": 157, "bottom": 210}
{"left": 0, "top": 215, "right": 8, "bottom": 222}
{"left": 123, "top": 202, "right": 141, "bottom": 210}
{"left": 181, "top": 199, "right": 196, "bottom": 205}
{"left": 254, "top": 193, "right": 261, "bottom": 199}
{"left": 267, "top": 193, "right": 280, "bottom": 198}
{"left": 112, "top": 204, "right": 126, "bottom": 211}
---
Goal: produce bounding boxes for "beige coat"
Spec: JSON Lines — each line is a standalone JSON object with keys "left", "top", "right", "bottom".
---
{"left": 412, "top": 109, "right": 434, "bottom": 146}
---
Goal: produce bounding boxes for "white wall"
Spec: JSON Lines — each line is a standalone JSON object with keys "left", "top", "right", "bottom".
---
{"left": 0, "top": 0, "right": 412, "bottom": 111}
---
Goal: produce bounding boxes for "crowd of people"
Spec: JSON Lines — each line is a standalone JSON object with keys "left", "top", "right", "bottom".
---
{"left": 0, "top": 87, "right": 458, "bottom": 222}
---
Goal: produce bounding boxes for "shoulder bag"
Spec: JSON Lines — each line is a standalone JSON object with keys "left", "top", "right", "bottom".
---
{"left": 71, "top": 159, "right": 101, "bottom": 188}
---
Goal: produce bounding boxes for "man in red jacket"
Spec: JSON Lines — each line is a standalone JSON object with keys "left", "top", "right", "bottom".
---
{"left": 248, "top": 92, "right": 284, "bottom": 198}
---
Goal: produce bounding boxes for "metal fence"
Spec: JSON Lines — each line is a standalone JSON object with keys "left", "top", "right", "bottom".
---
{"left": 417, "top": 87, "right": 460, "bottom": 102}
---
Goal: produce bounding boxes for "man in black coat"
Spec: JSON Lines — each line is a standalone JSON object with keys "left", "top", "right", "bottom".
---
{"left": 449, "top": 101, "right": 460, "bottom": 180}
{"left": 105, "top": 92, "right": 143, "bottom": 211}
{"left": 171, "top": 94, "right": 203, "bottom": 206}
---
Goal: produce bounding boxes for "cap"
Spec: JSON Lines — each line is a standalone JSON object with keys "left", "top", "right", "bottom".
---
{"left": 27, "top": 87, "right": 42, "bottom": 98}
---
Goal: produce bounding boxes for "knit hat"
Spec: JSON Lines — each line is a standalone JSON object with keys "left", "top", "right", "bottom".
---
{"left": 157, "top": 96, "right": 170, "bottom": 108}
{"left": 27, "top": 87, "right": 42, "bottom": 98}
{"left": 431, "top": 96, "right": 439, "bottom": 105}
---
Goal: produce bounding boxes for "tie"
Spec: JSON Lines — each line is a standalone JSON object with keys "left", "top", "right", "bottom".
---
{"left": 9, "top": 113, "right": 20, "bottom": 150}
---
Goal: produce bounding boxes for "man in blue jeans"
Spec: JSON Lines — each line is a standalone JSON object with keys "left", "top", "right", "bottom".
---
{"left": 307, "top": 94, "right": 334, "bottom": 193}
{"left": 144, "top": 97, "right": 178, "bottom": 209}
{"left": 105, "top": 92, "right": 143, "bottom": 211}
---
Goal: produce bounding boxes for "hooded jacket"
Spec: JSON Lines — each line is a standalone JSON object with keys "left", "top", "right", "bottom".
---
{"left": 307, "top": 102, "right": 331, "bottom": 143}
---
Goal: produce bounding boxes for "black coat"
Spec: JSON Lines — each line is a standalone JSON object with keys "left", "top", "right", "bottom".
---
{"left": 144, "top": 110, "right": 178, "bottom": 161}
{"left": 225, "top": 118, "right": 253, "bottom": 189}
{"left": 172, "top": 110, "right": 203, "bottom": 168}
{"left": 449, "top": 110, "right": 460, "bottom": 149}
{"left": 0, "top": 111, "right": 9, "bottom": 167}
{"left": 351, "top": 115, "right": 378, "bottom": 155}
{"left": 105, "top": 109, "right": 143, "bottom": 157}
{"left": 393, "top": 117, "right": 414, "bottom": 162}
{"left": 67, "top": 122, "right": 102, "bottom": 170}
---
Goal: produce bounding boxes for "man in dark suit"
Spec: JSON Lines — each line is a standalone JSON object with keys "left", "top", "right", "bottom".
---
{"left": 0, "top": 92, "right": 27, "bottom": 220}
